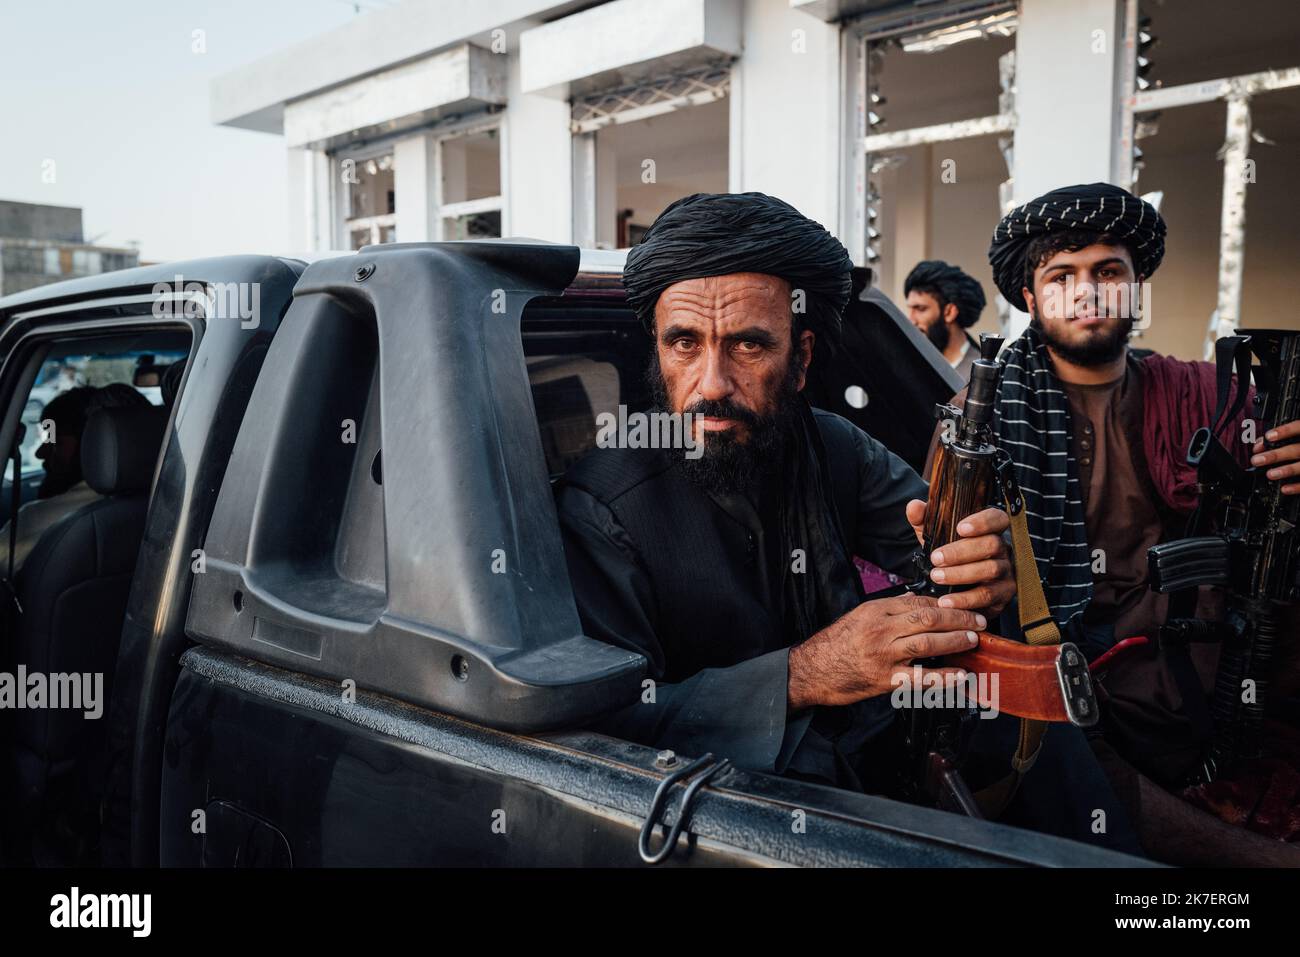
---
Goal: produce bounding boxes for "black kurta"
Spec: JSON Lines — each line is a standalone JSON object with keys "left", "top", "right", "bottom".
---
{"left": 556, "top": 408, "right": 923, "bottom": 785}
{"left": 557, "top": 406, "right": 1146, "bottom": 855}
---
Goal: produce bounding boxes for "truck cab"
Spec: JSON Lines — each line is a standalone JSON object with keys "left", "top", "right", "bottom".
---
{"left": 0, "top": 241, "right": 1145, "bottom": 868}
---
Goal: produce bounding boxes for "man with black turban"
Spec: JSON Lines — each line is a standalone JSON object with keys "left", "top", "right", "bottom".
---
{"left": 557, "top": 192, "right": 1142, "bottom": 853}
{"left": 926, "top": 182, "right": 1300, "bottom": 864}
{"left": 903, "top": 260, "right": 987, "bottom": 378}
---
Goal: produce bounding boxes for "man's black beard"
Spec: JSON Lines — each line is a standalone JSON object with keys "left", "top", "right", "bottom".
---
{"left": 646, "top": 352, "right": 803, "bottom": 496}
{"left": 924, "top": 312, "right": 951, "bottom": 352}
{"left": 1031, "top": 309, "right": 1133, "bottom": 367}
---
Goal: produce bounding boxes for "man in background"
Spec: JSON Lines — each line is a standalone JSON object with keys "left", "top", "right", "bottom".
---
{"left": 1, "top": 383, "right": 151, "bottom": 574}
{"left": 903, "top": 260, "right": 987, "bottom": 379}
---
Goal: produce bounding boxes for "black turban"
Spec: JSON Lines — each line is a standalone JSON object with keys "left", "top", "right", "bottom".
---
{"left": 623, "top": 192, "right": 853, "bottom": 358}
{"left": 988, "top": 183, "right": 1166, "bottom": 312}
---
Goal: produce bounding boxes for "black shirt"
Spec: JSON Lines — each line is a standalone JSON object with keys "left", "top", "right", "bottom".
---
{"left": 555, "top": 408, "right": 926, "bottom": 780}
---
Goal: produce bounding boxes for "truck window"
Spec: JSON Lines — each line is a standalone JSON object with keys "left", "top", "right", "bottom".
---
{"left": 521, "top": 299, "right": 651, "bottom": 479}
{"left": 7, "top": 349, "right": 186, "bottom": 483}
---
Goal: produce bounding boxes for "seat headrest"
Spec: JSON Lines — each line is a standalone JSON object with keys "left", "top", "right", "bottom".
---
{"left": 81, "top": 406, "right": 168, "bottom": 495}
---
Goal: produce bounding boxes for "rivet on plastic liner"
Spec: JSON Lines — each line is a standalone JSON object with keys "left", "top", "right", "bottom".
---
{"left": 451, "top": 655, "right": 469, "bottom": 682}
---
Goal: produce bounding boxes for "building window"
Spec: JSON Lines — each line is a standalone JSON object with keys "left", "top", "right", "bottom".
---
{"left": 44, "top": 247, "right": 61, "bottom": 275}
{"left": 571, "top": 63, "right": 731, "bottom": 249}
{"left": 439, "top": 126, "right": 502, "bottom": 240}
{"left": 71, "top": 249, "right": 102, "bottom": 274}
{"left": 341, "top": 150, "right": 397, "bottom": 250}
{"left": 851, "top": 5, "right": 1017, "bottom": 337}
{"left": 443, "top": 210, "right": 501, "bottom": 240}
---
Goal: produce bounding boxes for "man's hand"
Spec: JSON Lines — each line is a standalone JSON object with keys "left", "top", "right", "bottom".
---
{"left": 787, "top": 593, "right": 984, "bottom": 711}
{"left": 904, "top": 499, "right": 1015, "bottom": 615}
{"left": 1251, "top": 419, "right": 1300, "bottom": 495}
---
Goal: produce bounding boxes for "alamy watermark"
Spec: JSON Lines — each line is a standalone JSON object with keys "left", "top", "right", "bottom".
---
{"left": 50, "top": 887, "right": 151, "bottom": 937}
{"left": 595, "top": 405, "right": 703, "bottom": 459}
{"left": 890, "top": 666, "right": 1000, "bottom": 718}
{"left": 151, "top": 275, "right": 260, "bottom": 329}
{"left": 0, "top": 666, "right": 103, "bottom": 719}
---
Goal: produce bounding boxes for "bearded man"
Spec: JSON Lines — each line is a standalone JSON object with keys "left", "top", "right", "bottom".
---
{"left": 557, "top": 192, "right": 1141, "bottom": 853}
{"left": 904, "top": 260, "right": 986, "bottom": 379}
{"left": 935, "top": 182, "right": 1300, "bottom": 864}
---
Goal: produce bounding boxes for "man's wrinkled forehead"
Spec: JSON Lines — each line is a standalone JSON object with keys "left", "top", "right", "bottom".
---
{"left": 652, "top": 273, "right": 792, "bottom": 330}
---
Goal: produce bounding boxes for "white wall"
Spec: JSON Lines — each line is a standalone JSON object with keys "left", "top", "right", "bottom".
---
{"left": 503, "top": 49, "right": 573, "bottom": 243}
{"left": 1013, "top": 0, "right": 1123, "bottom": 200}
{"left": 394, "top": 133, "right": 438, "bottom": 242}
{"left": 732, "top": 0, "right": 840, "bottom": 231}
{"left": 286, "top": 147, "right": 332, "bottom": 253}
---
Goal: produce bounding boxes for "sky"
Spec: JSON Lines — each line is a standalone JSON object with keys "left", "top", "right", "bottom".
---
{"left": 0, "top": 1, "right": 403, "bottom": 263}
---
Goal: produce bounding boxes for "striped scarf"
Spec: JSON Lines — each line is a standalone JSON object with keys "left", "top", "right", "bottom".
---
{"left": 993, "top": 326, "right": 1092, "bottom": 627}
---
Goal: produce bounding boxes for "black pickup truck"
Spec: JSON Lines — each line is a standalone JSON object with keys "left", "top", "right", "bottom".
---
{"left": 0, "top": 241, "right": 1145, "bottom": 868}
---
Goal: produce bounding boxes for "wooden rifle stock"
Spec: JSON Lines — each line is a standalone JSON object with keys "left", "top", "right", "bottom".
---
{"left": 946, "top": 632, "right": 1095, "bottom": 726}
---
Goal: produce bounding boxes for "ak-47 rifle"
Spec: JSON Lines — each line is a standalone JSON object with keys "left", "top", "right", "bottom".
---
{"left": 892, "top": 333, "right": 1097, "bottom": 817}
{"left": 1146, "top": 330, "right": 1300, "bottom": 785}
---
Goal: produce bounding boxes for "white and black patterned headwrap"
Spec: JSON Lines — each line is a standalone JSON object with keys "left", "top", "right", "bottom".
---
{"left": 988, "top": 183, "right": 1166, "bottom": 311}
{"left": 993, "top": 326, "right": 1092, "bottom": 627}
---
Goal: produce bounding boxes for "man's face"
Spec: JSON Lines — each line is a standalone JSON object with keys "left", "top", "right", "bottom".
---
{"left": 650, "top": 272, "right": 811, "bottom": 492}
{"left": 906, "top": 290, "right": 953, "bottom": 351}
{"left": 1025, "top": 242, "right": 1139, "bottom": 367}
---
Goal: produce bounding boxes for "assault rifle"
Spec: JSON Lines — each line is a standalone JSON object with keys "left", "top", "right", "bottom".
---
{"left": 1147, "top": 330, "right": 1300, "bottom": 784}
{"left": 892, "top": 333, "right": 1097, "bottom": 817}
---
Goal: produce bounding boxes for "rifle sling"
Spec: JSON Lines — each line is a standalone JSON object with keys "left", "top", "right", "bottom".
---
{"left": 972, "top": 482, "right": 1064, "bottom": 817}
{"left": 1211, "top": 335, "right": 1252, "bottom": 440}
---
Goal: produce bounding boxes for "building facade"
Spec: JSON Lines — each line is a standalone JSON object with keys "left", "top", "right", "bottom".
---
{"left": 212, "top": 0, "right": 1300, "bottom": 358}
{"left": 0, "top": 201, "right": 139, "bottom": 297}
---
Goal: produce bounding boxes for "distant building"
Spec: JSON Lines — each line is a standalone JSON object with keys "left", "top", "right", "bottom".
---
{"left": 0, "top": 200, "right": 139, "bottom": 297}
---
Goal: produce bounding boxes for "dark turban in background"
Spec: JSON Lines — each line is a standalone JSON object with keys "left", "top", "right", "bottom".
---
{"left": 988, "top": 183, "right": 1166, "bottom": 311}
{"left": 903, "top": 259, "right": 987, "bottom": 329}
{"left": 623, "top": 192, "right": 853, "bottom": 361}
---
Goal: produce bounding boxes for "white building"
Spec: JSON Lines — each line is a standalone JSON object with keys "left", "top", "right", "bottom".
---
{"left": 212, "top": 0, "right": 1300, "bottom": 358}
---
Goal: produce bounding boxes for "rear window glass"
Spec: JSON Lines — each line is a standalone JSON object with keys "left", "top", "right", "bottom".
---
{"left": 8, "top": 349, "right": 186, "bottom": 480}
{"left": 521, "top": 299, "right": 652, "bottom": 478}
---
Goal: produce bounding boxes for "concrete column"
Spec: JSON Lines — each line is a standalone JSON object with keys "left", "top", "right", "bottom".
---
{"left": 595, "top": 134, "right": 618, "bottom": 249}
{"left": 734, "top": 0, "right": 841, "bottom": 232}
{"left": 572, "top": 132, "right": 596, "bottom": 248}
{"left": 505, "top": 49, "right": 572, "bottom": 243}
{"left": 884, "top": 144, "right": 932, "bottom": 303}
{"left": 1012, "top": 0, "right": 1124, "bottom": 201}
{"left": 296, "top": 148, "right": 333, "bottom": 252}
{"left": 1007, "top": 0, "right": 1124, "bottom": 334}
{"left": 728, "top": 59, "right": 744, "bottom": 193}
{"left": 394, "top": 132, "right": 439, "bottom": 243}
{"left": 286, "top": 148, "right": 308, "bottom": 252}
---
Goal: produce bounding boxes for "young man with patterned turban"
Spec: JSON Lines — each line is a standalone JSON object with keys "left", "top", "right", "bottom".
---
{"left": 933, "top": 182, "right": 1300, "bottom": 864}
{"left": 556, "top": 191, "right": 1142, "bottom": 853}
